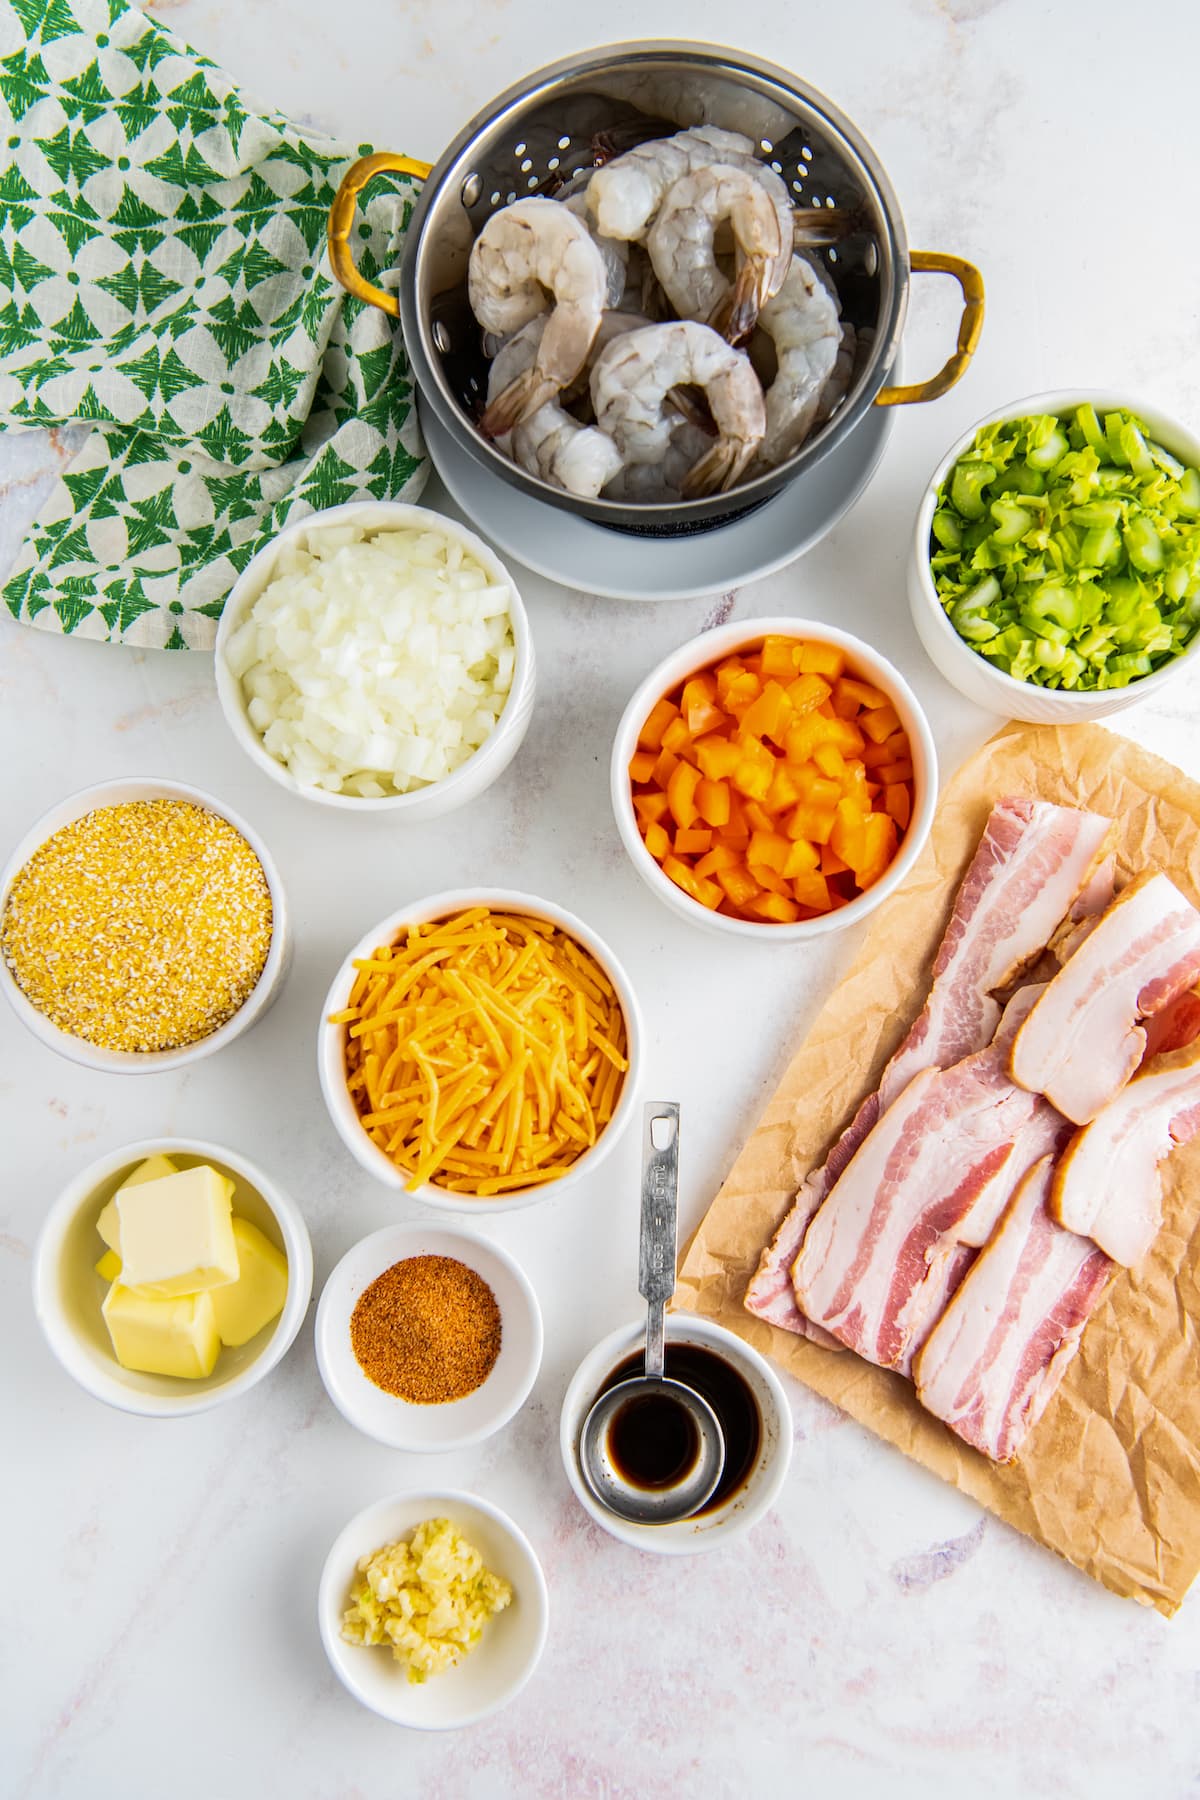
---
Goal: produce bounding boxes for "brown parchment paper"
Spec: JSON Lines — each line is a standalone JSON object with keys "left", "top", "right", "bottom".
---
{"left": 675, "top": 723, "right": 1200, "bottom": 1615}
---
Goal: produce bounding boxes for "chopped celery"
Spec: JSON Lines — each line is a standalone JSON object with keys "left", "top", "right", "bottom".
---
{"left": 930, "top": 403, "right": 1200, "bottom": 689}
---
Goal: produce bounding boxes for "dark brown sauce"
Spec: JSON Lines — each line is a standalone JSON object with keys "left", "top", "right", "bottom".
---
{"left": 598, "top": 1343, "right": 761, "bottom": 1517}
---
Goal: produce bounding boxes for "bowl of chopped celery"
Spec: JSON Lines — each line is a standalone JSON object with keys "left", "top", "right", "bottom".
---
{"left": 908, "top": 392, "right": 1200, "bottom": 720}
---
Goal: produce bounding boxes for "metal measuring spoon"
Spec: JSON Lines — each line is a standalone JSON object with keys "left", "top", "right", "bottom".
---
{"left": 579, "top": 1103, "right": 725, "bottom": 1524}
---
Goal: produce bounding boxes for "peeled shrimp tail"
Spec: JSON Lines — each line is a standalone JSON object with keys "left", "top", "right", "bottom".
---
{"left": 709, "top": 252, "right": 775, "bottom": 345}
{"left": 792, "top": 204, "right": 867, "bottom": 248}
{"left": 681, "top": 435, "right": 759, "bottom": 498}
{"left": 480, "top": 366, "right": 561, "bottom": 438}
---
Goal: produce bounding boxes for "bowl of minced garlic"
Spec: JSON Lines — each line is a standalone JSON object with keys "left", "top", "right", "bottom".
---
{"left": 318, "top": 891, "right": 642, "bottom": 1210}
{"left": 0, "top": 779, "right": 288, "bottom": 1071}
{"left": 319, "top": 1493, "right": 548, "bottom": 1728}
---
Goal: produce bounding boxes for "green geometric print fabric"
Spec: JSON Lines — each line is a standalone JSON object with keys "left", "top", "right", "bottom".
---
{"left": 0, "top": 0, "right": 427, "bottom": 648}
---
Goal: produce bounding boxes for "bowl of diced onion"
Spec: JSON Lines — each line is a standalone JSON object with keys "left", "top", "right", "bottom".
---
{"left": 214, "top": 502, "right": 536, "bottom": 812}
{"left": 908, "top": 391, "right": 1200, "bottom": 722}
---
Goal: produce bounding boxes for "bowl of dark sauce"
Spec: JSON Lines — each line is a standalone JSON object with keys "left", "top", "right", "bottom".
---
{"left": 561, "top": 1315, "right": 792, "bottom": 1553}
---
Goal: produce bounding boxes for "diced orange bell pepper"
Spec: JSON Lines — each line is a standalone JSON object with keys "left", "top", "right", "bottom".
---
{"left": 666, "top": 761, "right": 701, "bottom": 829}
{"left": 696, "top": 737, "right": 741, "bottom": 781}
{"left": 820, "top": 843, "right": 850, "bottom": 876}
{"left": 796, "top": 642, "right": 845, "bottom": 679}
{"left": 861, "top": 729, "right": 910, "bottom": 767}
{"left": 748, "top": 862, "right": 792, "bottom": 897}
{"left": 695, "top": 844, "right": 740, "bottom": 878}
{"left": 675, "top": 826, "right": 712, "bottom": 855}
{"left": 823, "top": 716, "right": 866, "bottom": 757}
{"left": 638, "top": 696, "right": 678, "bottom": 751}
{"left": 749, "top": 891, "right": 800, "bottom": 923}
{"left": 830, "top": 798, "right": 869, "bottom": 870}
{"left": 783, "top": 713, "right": 835, "bottom": 763}
{"left": 785, "top": 673, "right": 832, "bottom": 716}
{"left": 812, "top": 742, "right": 847, "bottom": 782}
{"left": 878, "top": 759, "right": 915, "bottom": 784}
{"left": 884, "top": 783, "right": 912, "bottom": 830}
{"left": 695, "top": 777, "right": 731, "bottom": 828}
{"left": 661, "top": 714, "right": 693, "bottom": 756}
{"left": 743, "top": 800, "right": 775, "bottom": 834}
{"left": 740, "top": 680, "right": 793, "bottom": 747}
{"left": 681, "top": 672, "right": 717, "bottom": 719}
{"left": 719, "top": 668, "right": 761, "bottom": 715}
{"left": 759, "top": 635, "right": 803, "bottom": 679}
{"left": 634, "top": 792, "right": 670, "bottom": 825}
{"left": 629, "top": 749, "right": 657, "bottom": 783}
{"left": 662, "top": 855, "right": 722, "bottom": 909}
{"left": 807, "top": 775, "right": 842, "bottom": 811}
{"left": 717, "top": 865, "right": 761, "bottom": 908}
{"left": 856, "top": 813, "right": 899, "bottom": 888}
{"left": 836, "top": 676, "right": 890, "bottom": 713}
{"left": 859, "top": 703, "right": 902, "bottom": 745}
{"left": 732, "top": 736, "right": 774, "bottom": 800}
{"left": 764, "top": 763, "right": 801, "bottom": 814}
{"left": 791, "top": 870, "right": 832, "bottom": 911}
{"left": 747, "top": 830, "right": 790, "bottom": 873}
{"left": 643, "top": 820, "right": 671, "bottom": 859}
{"left": 782, "top": 838, "right": 821, "bottom": 878}
{"left": 652, "top": 746, "right": 680, "bottom": 788}
{"left": 786, "top": 802, "right": 837, "bottom": 845}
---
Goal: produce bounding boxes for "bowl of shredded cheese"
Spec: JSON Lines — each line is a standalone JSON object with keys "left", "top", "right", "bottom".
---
{"left": 317, "top": 890, "right": 642, "bottom": 1211}
{"left": 214, "top": 501, "right": 536, "bottom": 813}
{"left": 0, "top": 778, "right": 289, "bottom": 1073}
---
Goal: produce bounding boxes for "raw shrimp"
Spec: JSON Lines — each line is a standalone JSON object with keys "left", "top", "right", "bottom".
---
{"left": 814, "top": 322, "right": 857, "bottom": 428}
{"left": 561, "top": 190, "right": 628, "bottom": 308}
{"left": 469, "top": 198, "right": 608, "bottom": 435}
{"left": 755, "top": 253, "right": 843, "bottom": 467}
{"left": 590, "top": 319, "right": 765, "bottom": 497}
{"left": 487, "top": 316, "right": 623, "bottom": 497}
{"left": 586, "top": 124, "right": 758, "bottom": 241}
{"left": 603, "top": 418, "right": 713, "bottom": 501}
{"left": 646, "top": 162, "right": 791, "bottom": 342}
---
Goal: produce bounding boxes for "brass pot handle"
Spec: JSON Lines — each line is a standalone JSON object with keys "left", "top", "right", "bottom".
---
{"left": 327, "top": 151, "right": 434, "bottom": 317}
{"left": 875, "top": 252, "right": 985, "bottom": 407}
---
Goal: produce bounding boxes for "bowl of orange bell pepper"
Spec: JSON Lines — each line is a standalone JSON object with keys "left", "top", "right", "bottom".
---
{"left": 610, "top": 619, "right": 938, "bottom": 938}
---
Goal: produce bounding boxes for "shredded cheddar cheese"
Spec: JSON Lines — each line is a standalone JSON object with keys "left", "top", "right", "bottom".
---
{"left": 333, "top": 907, "right": 629, "bottom": 1195}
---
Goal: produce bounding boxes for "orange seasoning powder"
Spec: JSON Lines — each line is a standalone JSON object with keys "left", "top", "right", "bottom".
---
{"left": 350, "top": 1255, "right": 502, "bottom": 1403}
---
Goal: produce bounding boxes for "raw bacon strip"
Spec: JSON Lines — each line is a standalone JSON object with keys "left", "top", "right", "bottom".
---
{"left": 744, "top": 798, "right": 1111, "bottom": 1337}
{"left": 914, "top": 1157, "right": 1113, "bottom": 1463}
{"left": 1010, "top": 873, "right": 1200, "bottom": 1125}
{"left": 1051, "top": 1036, "right": 1200, "bottom": 1265}
{"left": 791, "top": 1042, "right": 1046, "bottom": 1372}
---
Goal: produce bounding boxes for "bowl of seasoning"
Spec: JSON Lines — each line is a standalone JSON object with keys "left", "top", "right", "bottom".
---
{"left": 908, "top": 390, "right": 1200, "bottom": 722}
{"left": 314, "top": 1223, "right": 543, "bottom": 1451}
{"left": 560, "top": 1313, "right": 793, "bottom": 1554}
{"left": 318, "top": 889, "right": 642, "bottom": 1211}
{"left": 34, "top": 1137, "right": 313, "bottom": 1418}
{"left": 0, "top": 778, "right": 288, "bottom": 1072}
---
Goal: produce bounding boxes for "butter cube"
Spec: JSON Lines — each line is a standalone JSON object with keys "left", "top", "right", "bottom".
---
{"left": 102, "top": 1284, "right": 221, "bottom": 1379}
{"left": 97, "top": 1154, "right": 178, "bottom": 1252}
{"left": 116, "top": 1165, "right": 239, "bottom": 1297}
{"left": 209, "top": 1218, "right": 288, "bottom": 1347}
{"left": 94, "top": 1249, "right": 122, "bottom": 1282}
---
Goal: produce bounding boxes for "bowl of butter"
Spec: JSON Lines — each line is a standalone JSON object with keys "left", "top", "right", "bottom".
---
{"left": 34, "top": 1138, "right": 313, "bottom": 1416}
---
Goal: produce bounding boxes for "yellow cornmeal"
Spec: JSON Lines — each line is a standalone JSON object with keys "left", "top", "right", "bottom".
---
{"left": 1, "top": 800, "right": 272, "bottom": 1052}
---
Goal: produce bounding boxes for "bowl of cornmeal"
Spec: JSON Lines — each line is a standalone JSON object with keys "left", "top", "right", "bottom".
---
{"left": 34, "top": 1138, "right": 313, "bottom": 1417}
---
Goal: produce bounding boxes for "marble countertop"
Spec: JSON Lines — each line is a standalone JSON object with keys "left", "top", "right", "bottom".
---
{"left": 4, "top": 1, "right": 1200, "bottom": 1794}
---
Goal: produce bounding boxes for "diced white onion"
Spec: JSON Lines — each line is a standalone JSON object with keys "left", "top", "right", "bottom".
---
{"left": 229, "top": 524, "right": 516, "bottom": 796}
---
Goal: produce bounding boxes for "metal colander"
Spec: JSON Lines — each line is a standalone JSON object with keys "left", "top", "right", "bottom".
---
{"left": 329, "top": 43, "right": 983, "bottom": 535}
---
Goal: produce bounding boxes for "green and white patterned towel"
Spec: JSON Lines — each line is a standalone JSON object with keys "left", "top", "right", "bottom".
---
{"left": 0, "top": 0, "right": 426, "bottom": 648}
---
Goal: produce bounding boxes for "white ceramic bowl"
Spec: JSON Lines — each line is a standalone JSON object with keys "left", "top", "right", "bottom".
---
{"left": 908, "top": 389, "right": 1200, "bottom": 722}
{"left": 0, "top": 778, "right": 290, "bottom": 1074}
{"left": 214, "top": 500, "right": 536, "bottom": 814}
{"left": 315, "top": 1223, "right": 542, "bottom": 1451}
{"left": 318, "top": 1489, "right": 549, "bottom": 1728}
{"left": 317, "top": 888, "right": 642, "bottom": 1212}
{"left": 610, "top": 617, "right": 938, "bottom": 941}
{"left": 560, "top": 1312, "right": 793, "bottom": 1554}
{"left": 33, "top": 1138, "right": 313, "bottom": 1418}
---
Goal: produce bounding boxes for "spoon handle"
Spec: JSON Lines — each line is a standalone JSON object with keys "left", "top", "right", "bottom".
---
{"left": 639, "top": 1102, "right": 680, "bottom": 1381}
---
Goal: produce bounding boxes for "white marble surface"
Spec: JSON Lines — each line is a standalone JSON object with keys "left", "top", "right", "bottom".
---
{"left": 4, "top": 2, "right": 1200, "bottom": 1795}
